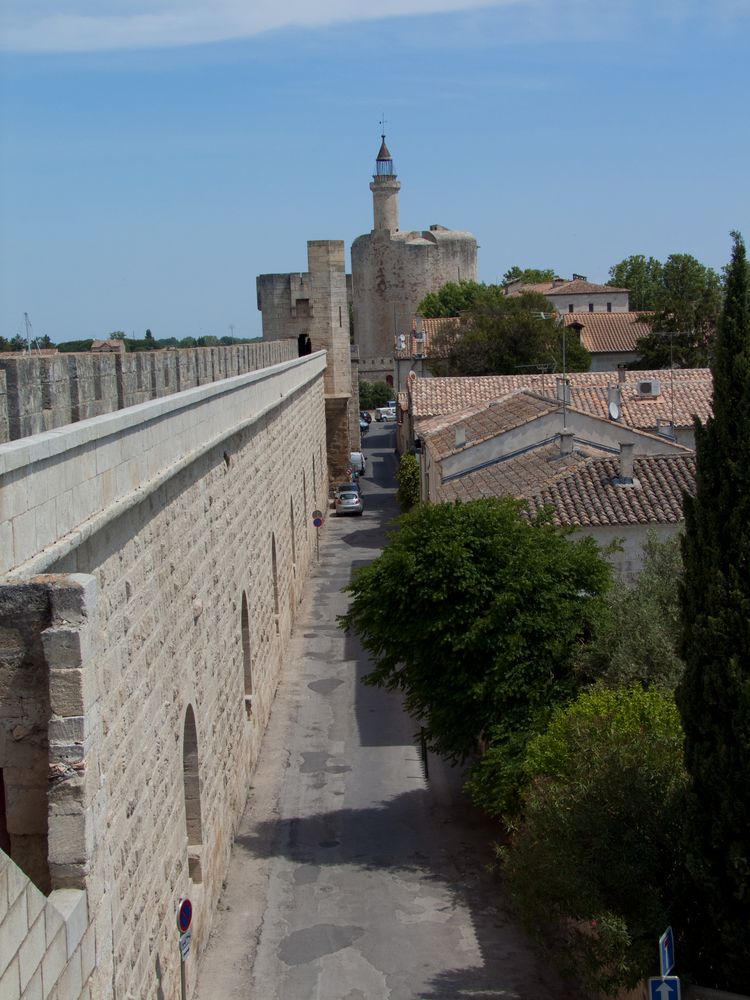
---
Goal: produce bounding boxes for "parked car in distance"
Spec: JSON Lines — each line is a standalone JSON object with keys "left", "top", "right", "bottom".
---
{"left": 381, "top": 407, "right": 397, "bottom": 422}
{"left": 335, "top": 491, "right": 364, "bottom": 516}
{"left": 334, "top": 481, "right": 361, "bottom": 497}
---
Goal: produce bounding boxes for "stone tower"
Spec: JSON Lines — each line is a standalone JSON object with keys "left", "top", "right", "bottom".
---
{"left": 351, "top": 137, "right": 478, "bottom": 361}
{"left": 257, "top": 240, "right": 357, "bottom": 478}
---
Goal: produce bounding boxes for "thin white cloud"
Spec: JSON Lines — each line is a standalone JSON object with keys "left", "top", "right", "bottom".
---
{"left": 1, "top": 0, "right": 520, "bottom": 53}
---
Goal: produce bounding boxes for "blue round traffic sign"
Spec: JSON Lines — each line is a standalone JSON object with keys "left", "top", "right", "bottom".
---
{"left": 313, "top": 517, "right": 323, "bottom": 527}
{"left": 177, "top": 897, "right": 192, "bottom": 933}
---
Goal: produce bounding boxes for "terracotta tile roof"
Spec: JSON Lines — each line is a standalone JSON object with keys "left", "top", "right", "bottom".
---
{"left": 420, "top": 390, "right": 558, "bottom": 460}
{"left": 562, "top": 312, "right": 651, "bottom": 354}
{"left": 410, "top": 369, "right": 712, "bottom": 430}
{"left": 505, "top": 279, "right": 628, "bottom": 297}
{"left": 394, "top": 317, "right": 458, "bottom": 359}
{"left": 547, "top": 279, "right": 628, "bottom": 296}
{"left": 437, "top": 440, "right": 611, "bottom": 503}
{"left": 524, "top": 454, "right": 696, "bottom": 527}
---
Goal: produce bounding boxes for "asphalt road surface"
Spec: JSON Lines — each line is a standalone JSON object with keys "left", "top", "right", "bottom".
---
{"left": 195, "top": 421, "right": 575, "bottom": 1000}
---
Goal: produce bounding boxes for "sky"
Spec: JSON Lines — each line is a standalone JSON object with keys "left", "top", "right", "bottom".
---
{"left": 1, "top": 1, "right": 748, "bottom": 344}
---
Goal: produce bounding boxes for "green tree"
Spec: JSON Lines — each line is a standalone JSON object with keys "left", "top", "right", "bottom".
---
{"left": 676, "top": 232, "right": 750, "bottom": 991}
{"left": 417, "top": 280, "right": 485, "bottom": 318}
{"left": 109, "top": 331, "right": 126, "bottom": 340}
{"left": 503, "top": 685, "right": 688, "bottom": 996}
{"left": 608, "top": 255, "right": 664, "bottom": 311}
{"left": 575, "top": 532, "right": 685, "bottom": 691}
{"left": 339, "top": 498, "right": 611, "bottom": 765}
{"left": 430, "top": 290, "right": 590, "bottom": 377}
{"left": 632, "top": 254, "right": 722, "bottom": 369}
{"left": 502, "top": 266, "right": 557, "bottom": 286}
{"left": 358, "top": 380, "right": 392, "bottom": 409}
{"left": 396, "top": 453, "right": 420, "bottom": 512}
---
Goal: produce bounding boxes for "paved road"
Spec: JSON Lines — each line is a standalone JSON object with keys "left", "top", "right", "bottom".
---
{"left": 196, "top": 422, "right": 574, "bottom": 1000}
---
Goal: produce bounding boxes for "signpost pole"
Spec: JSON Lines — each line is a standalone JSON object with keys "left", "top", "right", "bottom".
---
{"left": 312, "top": 510, "right": 324, "bottom": 562}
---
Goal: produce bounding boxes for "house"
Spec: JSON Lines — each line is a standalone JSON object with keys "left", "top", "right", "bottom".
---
{"left": 417, "top": 388, "right": 695, "bottom": 578}
{"left": 562, "top": 311, "right": 648, "bottom": 371}
{"left": 400, "top": 368, "right": 712, "bottom": 455}
{"left": 504, "top": 274, "right": 630, "bottom": 313}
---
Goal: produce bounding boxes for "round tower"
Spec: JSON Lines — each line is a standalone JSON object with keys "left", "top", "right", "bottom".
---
{"left": 370, "top": 136, "right": 400, "bottom": 232}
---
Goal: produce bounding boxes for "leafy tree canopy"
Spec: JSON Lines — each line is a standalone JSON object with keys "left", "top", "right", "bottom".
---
{"left": 608, "top": 255, "right": 664, "bottom": 311}
{"left": 358, "top": 380, "right": 392, "bottom": 409}
{"left": 428, "top": 289, "right": 590, "bottom": 377}
{"left": 608, "top": 252, "right": 723, "bottom": 368}
{"left": 504, "top": 685, "right": 687, "bottom": 996}
{"left": 502, "top": 265, "right": 557, "bottom": 286}
{"left": 396, "top": 453, "right": 420, "bottom": 512}
{"left": 575, "top": 532, "right": 685, "bottom": 691}
{"left": 339, "top": 498, "right": 611, "bottom": 763}
{"left": 417, "top": 280, "right": 485, "bottom": 318}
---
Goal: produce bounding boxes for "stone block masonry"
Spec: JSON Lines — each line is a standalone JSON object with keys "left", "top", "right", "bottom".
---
{"left": 0, "top": 350, "right": 329, "bottom": 998}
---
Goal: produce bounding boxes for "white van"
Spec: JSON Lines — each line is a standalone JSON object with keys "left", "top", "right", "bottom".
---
{"left": 350, "top": 451, "right": 366, "bottom": 475}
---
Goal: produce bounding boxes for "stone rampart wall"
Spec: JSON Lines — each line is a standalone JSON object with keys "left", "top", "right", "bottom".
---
{"left": 0, "top": 351, "right": 328, "bottom": 998}
{"left": 0, "top": 341, "right": 296, "bottom": 442}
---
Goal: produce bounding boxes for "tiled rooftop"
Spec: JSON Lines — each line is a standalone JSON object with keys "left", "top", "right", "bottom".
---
{"left": 438, "top": 440, "right": 611, "bottom": 503}
{"left": 505, "top": 279, "right": 628, "bottom": 297}
{"left": 524, "top": 453, "right": 696, "bottom": 527}
{"left": 420, "top": 390, "right": 558, "bottom": 460}
{"left": 562, "top": 311, "right": 651, "bottom": 354}
{"left": 410, "top": 369, "right": 713, "bottom": 430}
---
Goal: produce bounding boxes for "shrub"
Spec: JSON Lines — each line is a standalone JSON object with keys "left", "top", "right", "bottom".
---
{"left": 502, "top": 685, "right": 687, "bottom": 995}
{"left": 396, "top": 453, "right": 420, "bottom": 511}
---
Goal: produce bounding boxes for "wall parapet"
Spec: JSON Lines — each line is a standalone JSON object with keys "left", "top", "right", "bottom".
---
{"left": 0, "top": 340, "right": 297, "bottom": 443}
{"left": 0, "top": 352, "right": 327, "bottom": 577}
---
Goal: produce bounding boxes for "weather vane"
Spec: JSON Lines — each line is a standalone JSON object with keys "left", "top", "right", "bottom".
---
{"left": 379, "top": 113, "right": 387, "bottom": 136}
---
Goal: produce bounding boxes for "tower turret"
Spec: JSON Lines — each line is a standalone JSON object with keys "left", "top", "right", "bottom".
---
{"left": 370, "top": 135, "right": 400, "bottom": 232}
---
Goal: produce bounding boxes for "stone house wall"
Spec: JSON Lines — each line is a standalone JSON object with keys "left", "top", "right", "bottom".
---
{"left": 0, "top": 352, "right": 328, "bottom": 999}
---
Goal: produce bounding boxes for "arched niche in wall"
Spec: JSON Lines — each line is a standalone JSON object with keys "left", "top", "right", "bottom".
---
{"left": 182, "top": 705, "right": 203, "bottom": 883}
{"left": 241, "top": 592, "right": 253, "bottom": 719}
{"left": 271, "top": 533, "right": 280, "bottom": 633}
{"left": 290, "top": 498, "right": 296, "bottom": 572}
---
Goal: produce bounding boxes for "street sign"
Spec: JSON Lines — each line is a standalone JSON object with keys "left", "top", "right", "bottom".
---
{"left": 179, "top": 929, "right": 192, "bottom": 961}
{"left": 176, "top": 897, "right": 192, "bottom": 934}
{"left": 312, "top": 509, "right": 323, "bottom": 519}
{"left": 659, "top": 926, "right": 675, "bottom": 976}
{"left": 648, "top": 976, "right": 680, "bottom": 1000}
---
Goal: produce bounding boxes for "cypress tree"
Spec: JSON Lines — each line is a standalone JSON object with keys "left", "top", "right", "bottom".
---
{"left": 677, "top": 231, "right": 750, "bottom": 990}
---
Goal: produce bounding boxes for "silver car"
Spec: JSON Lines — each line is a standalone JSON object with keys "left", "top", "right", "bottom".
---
{"left": 335, "top": 490, "right": 364, "bottom": 516}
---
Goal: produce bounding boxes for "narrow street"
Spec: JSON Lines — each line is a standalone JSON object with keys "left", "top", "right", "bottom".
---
{"left": 196, "top": 421, "right": 574, "bottom": 999}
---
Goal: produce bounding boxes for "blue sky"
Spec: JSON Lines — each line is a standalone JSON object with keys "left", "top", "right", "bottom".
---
{"left": 1, "top": 1, "right": 748, "bottom": 343}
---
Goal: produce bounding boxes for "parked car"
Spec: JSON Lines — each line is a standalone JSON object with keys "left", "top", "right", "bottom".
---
{"left": 360, "top": 410, "right": 372, "bottom": 424}
{"left": 381, "top": 408, "right": 397, "bottom": 422}
{"left": 335, "top": 490, "right": 364, "bottom": 516}
{"left": 334, "top": 481, "right": 361, "bottom": 497}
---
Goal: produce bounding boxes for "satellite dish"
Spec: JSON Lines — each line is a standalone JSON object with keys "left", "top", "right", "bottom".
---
{"left": 608, "top": 400, "right": 620, "bottom": 421}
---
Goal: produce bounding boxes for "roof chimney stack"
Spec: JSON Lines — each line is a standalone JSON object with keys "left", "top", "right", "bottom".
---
{"left": 617, "top": 442, "right": 635, "bottom": 484}
{"left": 560, "top": 430, "right": 575, "bottom": 455}
{"left": 617, "top": 365, "right": 627, "bottom": 383}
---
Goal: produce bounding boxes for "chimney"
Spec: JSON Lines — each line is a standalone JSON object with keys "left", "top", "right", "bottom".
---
{"left": 455, "top": 425, "right": 466, "bottom": 449}
{"left": 572, "top": 273, "right": 587, "bottom": 282}
{"left": 618, "top": 442, "right": 635, "bottom": 484}
{"left": 560, "top": 430, "right": 575, "bottom": 455}
{"left": 617, "top": 365, "right": 627, "bottom": 383}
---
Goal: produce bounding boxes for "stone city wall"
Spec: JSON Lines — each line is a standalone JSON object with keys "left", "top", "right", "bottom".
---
{"left": 0, "top": 341, "right": 296, "bottom": 442}
{"left": 0, "top": 351, "right": 329, "bottom": 999}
